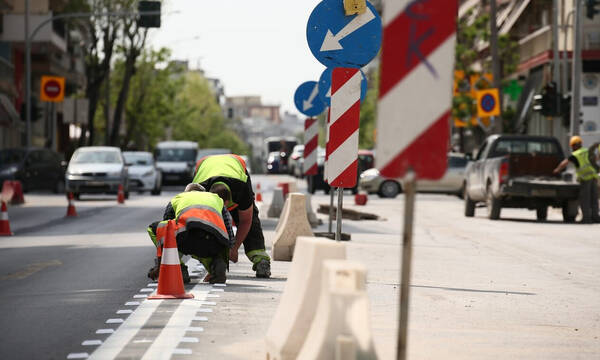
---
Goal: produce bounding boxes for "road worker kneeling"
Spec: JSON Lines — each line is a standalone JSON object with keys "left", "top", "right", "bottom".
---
{"left": 146, "top": 183, "right": 235, "bottom": 284}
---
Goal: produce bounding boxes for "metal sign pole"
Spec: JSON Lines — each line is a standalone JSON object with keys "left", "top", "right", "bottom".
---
{"left": 328, "top": 187, "right": 335, "bottom": 233}
{"left": 397, "top": 171, "right": 416, "bottom": 360}
{"left": 335, "top": 187, "right": 343, "bottom": 241}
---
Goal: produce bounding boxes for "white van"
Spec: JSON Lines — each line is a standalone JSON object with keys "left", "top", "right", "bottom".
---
{"left": 154, "top": 141, "right": 198, "bottom": 184}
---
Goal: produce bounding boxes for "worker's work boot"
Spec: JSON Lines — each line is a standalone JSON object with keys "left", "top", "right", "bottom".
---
{"left": 255, "top": 259, "right": 271, "bottom": 278}
{"left": 180, "top": 264, "right": 191, "bottom": 284}
{"left": 147, "top": 257, "right": 161, "bottom": 281}
{"left": 209, "top": 258, "right": 227, "bottom": 284}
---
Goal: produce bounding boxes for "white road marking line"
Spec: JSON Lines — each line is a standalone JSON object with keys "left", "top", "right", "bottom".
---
{"left": 133, "top": 294, "right": 148, "bottom": 298}
{"left": 206, "top": 294, "right": 219, "bottom": 298}
{"left": 140, "top": 288, "right": 154, "bottom": 293}
{"left": 197, "top": 301, "right": 216, "bottom": 306}
{"left": 147, "top": 283, "right": 158, "bottom": 287}
{"left": 88, "top": 299, "right": 162, "bottom": 360}
{"left": 197, "top": 308, "right": 212, "bottom": 313}
{"left": 117, "top": 310, "right": 133, "bottom": 314}
{"left": 210, "top": 288, "right": 224, "bottom": 292}
{"left": 186, "top": 327, "right": 204, "bottom": 332}
{"left": 192, "top": 316, "right": 208, "bottom": 322}
{"left": 67, "top": 353, "right": 89, "bottom": 359}
{"left": 96, "top": 329, "right": 114, "bottom": 334}
{"left": 172, "top": 348, "right": 192, "bottom": 355}
{"left": 133, "top": 339, "right": 154, "bottom": 344}
{"left": 180, "top": 337, "right": 199, "bottom": 343}
{"left": 106, "top": 319, "right": 124, "bottom": 324}
{"left": 82, "top": 340, "right": 102, "bottom": 346}
{"left": 213, "top": 283, "right": 226, "bottom": 287}
{"left": 125, "top": 301, "right": 140, "bottom": 306}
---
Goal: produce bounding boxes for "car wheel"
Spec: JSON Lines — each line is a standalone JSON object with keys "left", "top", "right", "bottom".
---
{"left": 486, "top": 185, "right": 501, "bottom": 220}
{"left": 378, "top": 180, "right": 400, "bottom": 198}
{"left": 53, "top": 180, "right": 65, "bottom": 194}
{"left": 464, "top": 188, "right": 476, "bottom": 217}
{"left": 536, "top": 207, "right": 548, "bottom": 221}
{"left": 151, "top": 184, "right": 161, "bottom": 196}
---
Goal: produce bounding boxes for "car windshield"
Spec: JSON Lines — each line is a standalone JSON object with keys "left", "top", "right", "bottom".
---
{"left": 0, "top": 149, "right": 26, "bottom": 164}
{"left": 155, "top": 148, "right": 197, "bottom": 162}
{"left": 124, "top": 153, "right": 153, "bottom": 165}
{"left": 490, "top": 140, "right": 560, "bottom": 158}
{"left": 71, "top": 150, "right": 122, "bottom": 164}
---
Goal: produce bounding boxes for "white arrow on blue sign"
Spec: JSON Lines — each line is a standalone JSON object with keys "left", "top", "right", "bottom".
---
{"left": 294, "top": 81, "right": 327, "bottom": 117}
{"left": 306, "top": 0, "right": 382, "bottom": 68}
{"left": 318, "top": 67, "right": 368, "bottom": 106}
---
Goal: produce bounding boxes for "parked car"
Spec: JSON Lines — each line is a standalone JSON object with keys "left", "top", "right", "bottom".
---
{"left": 289, "top": 145, "right": 304, "bottom": 176}
{"left": 155, "top": 141, "right": 198, "bottom": 184}
{"left": 463, "top": 135, "right": 580, "bottom": 221}
{"left": 0, "top": 148, "right": 66, "bottom": 193}
{"left": 307, "top": 148, "right": 329, "bottom": 194}
{"left": 123, "top": 151, "right": 162, "bottom": 195}
{"left": 266, "top": 151, "right": 281, "bottom": 174}
{"left": 65, "top": 147, "right": 129, "bottom": 200}
{"left": 359, "top": 153, "right": 470, "bottom": 198}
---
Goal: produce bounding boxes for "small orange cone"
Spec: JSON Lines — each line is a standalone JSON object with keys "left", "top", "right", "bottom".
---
{"left": 0, "top": 201, "right": 13, "bottom": 236}
{"left": 10, "top": 181, "right": 25, "bottom": 205}
{"left": 148, "top": 220, "right": 194, "bottom": 300}
{"left": 66, "top": 193, "right": 77, "bottom": 217}
{"left": 354, "top": 193, "right": 368, "bottom": 206}
{"left": 117, "top": 184, "right": 125, "bottom": 204}
{"left": 256, "top": 183, "right": 263, "bottom": 202}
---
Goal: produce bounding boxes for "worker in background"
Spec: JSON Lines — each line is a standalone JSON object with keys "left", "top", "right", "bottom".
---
{"left": 554, "top": 136, "right": 600, "bottom": 224}
{"left": 147, "top": 183, "right": 235, "bottom": 284}
{"left": 193, "top": 154, "right": 271, "bottom": 278}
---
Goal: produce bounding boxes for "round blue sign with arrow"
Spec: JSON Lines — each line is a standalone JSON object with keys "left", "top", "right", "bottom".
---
{"left": 294, "top": 81, "right": 326, "bottom": 117}
{"left": 318, "top": 67, "right": 368, "bottom": 106}
{"left": 306, "top": 0, "right": 382, "bottom": 68}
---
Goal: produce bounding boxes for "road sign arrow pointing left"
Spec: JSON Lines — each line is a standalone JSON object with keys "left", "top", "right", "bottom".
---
{"left": 320, "top": 7, "right": 376, "bottom": 52}
{"left": 303, "top": 83, "right": 320, "bottom": 111}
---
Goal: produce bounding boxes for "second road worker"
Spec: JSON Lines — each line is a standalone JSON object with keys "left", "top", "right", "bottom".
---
{"left": 193, "top": 154, "right": 271, "bottom": 278}
{"left": 554, "top": 136, "right": 600, "bottom": 224}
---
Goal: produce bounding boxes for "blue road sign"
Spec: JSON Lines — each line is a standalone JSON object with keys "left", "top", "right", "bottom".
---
{"left": 294, "top": 81, "right": 327, "bottom": 117}
{"left": 306, "top": 0, "right": 382, "bottom": 68}
{"left": 481, "top": 94, "right": 496, "bottom": 112}
{"left": 318, "top": 67, "right": 368, "bottom": 106}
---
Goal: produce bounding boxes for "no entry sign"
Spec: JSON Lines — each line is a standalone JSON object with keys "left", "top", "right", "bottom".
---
{"left": 40, "top": 76, "right": 65, "bottom": 102}
{"left": 376, "top": 0, "right": 458, "bottom": 180}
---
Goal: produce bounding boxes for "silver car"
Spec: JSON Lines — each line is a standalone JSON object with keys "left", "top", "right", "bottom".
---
{"left": 65, "top": 147, "right": 129, "bottom": 200}
{"left": 359, "top": 153, "right": 470, "bottom": 198}
{"left": 123, "top": 151, "right": 162, "bottom": 195}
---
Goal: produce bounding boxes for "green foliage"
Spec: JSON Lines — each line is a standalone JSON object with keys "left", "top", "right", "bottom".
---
{"left": 359, "top": 68, "right": 379, "bottom": 150}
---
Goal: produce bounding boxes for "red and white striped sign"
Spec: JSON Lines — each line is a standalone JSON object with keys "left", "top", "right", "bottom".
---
{"left": 303, "top": 118, "right": 318, "bottom": 176}
{"left": 376, "top": 0, "right": 457, "bottom": 180}
{"left": 327, "top": 68, "right": 361, "bottom": 187}
{"left": 324, "top": 109, "right": 330, "bottom": 183}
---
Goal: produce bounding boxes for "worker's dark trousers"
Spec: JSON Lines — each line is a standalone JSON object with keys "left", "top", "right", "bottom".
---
{"left": 176, "top": 229, "right": 227, "bottom": 260}
{"left": 579, "top": 179, "right": 600, "bottom": 222}
{"left": 230, "top": 202, "right": 270, "bottom": 264}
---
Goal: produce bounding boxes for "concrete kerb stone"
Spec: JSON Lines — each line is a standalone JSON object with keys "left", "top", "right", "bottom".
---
{"left": 265, "top": 237, "right": 346, "bottom": 360}
{"left": 296, "top": 260, "right": 377, "bottom": 360}
{"left": 268, "top": 188, "right": 285, "bottom": 218}
{"left": 271, "top": 193, "right": 314, "bottom": 261}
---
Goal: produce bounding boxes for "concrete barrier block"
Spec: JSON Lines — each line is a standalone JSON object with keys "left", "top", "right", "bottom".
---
{"left": 265, "top": 237, "right": 346, "bottom": 360}
{"left": 296, "top": 260, "right": 377, "bottom": 360}
{"left": 267, "top": 188, "right": 285, "bottom": 218}
{"left": 304, "top": 193, "right": 320, "bottom": 228}
{"left": 272, "top": 193, "right": 314, "bottom": 261}
{"left": 288, "top": 181, "right": 298, "bottom": 193}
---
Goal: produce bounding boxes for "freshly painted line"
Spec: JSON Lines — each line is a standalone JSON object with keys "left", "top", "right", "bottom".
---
{"left": 133, "top": 339, "right": 154, "bottom": 344}
{"left": 213, "top": 283, "right": 226, "bottom": 287}
{"left": 82, "top": 340, "right": 102, "bottom": 346}
{"left": 96, "top": 329, "right": 114, "bottom": 334}
{"left": 88, "top": 299, "right": 162, "bottom": 360}
{"left": 192, "top": 316, "right": 208, "bottom": 322}
{"left": 210, "top": 288, "right": 224, "bottom": 292}
{"left": 141, "top": 284, "right": 210, "bottom": 360}
{"left": 147, "top": 283, "right": 158, "bottom": 287}
{"left": 125, "top": 301, "right": 140, "bottom": 306}
{"left": 117, "top": 310, "right": 133, "bottom": 314}
{"left": 186, "top": 327, "right": 204, "bottom": 332}
{"left": 197, "top": 308, "right": 213, "bottom": 313}
{"left": 172, "top": 348, "right": 192, "bottom": 355}
{"left": 106, "top": 318, "right": 124, "bottom": 324}
{"left": 206, "top": 294, "right": 219, "bottom": 298}
{"left": 133, "top": 294, "right": 148, "bottom": 299}
{"left": 180, "top": 337, "right": 199, "bottom": 343}
{"left": 140, "top": 288, "right": 154, "bottom": 293}
{"left": 66, "top": 353, "right": 89, "bottom": 359}
{"left": 198, "top": 301, "right": 216, "bottom": 306}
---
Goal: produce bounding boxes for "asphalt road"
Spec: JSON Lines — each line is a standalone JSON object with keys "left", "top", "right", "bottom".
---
{"left": 0, "top": 174, "right": 598, "bottom": 359}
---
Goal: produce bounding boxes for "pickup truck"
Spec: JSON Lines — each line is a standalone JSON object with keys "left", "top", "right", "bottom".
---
{"left": 464, "top": 135, "right": 579, "bottom": 222}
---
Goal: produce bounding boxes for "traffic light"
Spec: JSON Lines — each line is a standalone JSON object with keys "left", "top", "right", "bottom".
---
{"left": 532, "top": 82, "right": 561, "bottom": 117}
{"left": 561, "top": 95, "right": 572, "bottom": 127}
{"left": 19, "top": 97, "right": 42, "bottom": 122}
{"left": 586, "top": 0, "right": 599, "bottom": 19}
{"left": 138, "top": 1, "right": 161, "bottom": 28}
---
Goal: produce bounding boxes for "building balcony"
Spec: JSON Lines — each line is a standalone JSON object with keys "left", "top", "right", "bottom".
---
{"left": 0, "top": 13, "right": 67, "bottom": 52}
{"left": 518, "top": 25, "right": 551, "bottom": 65}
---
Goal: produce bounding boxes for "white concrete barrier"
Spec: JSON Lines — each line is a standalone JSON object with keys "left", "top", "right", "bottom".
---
{"left": 271, "top": 193, "right": 314, "bottom": 261}
{"left": 267, "top": 188, "right": 285, "bottom": 218}
{"left": 304, "top": 193, "right": 320, "bottom": 228}
{"left": 297, "top": 260, "right": 377, "bottom": 360}
{"left": 265, "top": 237, "right": 346, "bottom": 360}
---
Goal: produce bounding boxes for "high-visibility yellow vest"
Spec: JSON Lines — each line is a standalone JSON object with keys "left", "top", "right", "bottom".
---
{"left": 170, "top": 191, "right": 228, "bottom": 244}
{"left": 573, "top": 148, "right": 599, "bottom": 182}
{"left": 193, "top": 154, "right": 248, "bottom": 184}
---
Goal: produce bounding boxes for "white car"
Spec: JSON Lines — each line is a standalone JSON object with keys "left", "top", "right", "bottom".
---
{"left": 123, "top": 151, "right": 162, "bottom": 195}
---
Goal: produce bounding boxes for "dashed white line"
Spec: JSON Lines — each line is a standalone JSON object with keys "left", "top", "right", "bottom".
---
{"left": 198, "top": 301, "right": 216, "bottom": 306}
{"left": 173, "top": 348, "right": 192, "bottom": 355}
{"left": 96, "top": 329, "right": 114, "bottom": 334}
{"left": 210, "top": 288, "right": 224, "bottom": 292}
{"left": 196, "top": 308, "right": 213, "bottom": 313}
{"left": 117, "top": 309, "right": 133, "bottom": 314}
{"left": 82, "top": 340, "right": 102, "bottom": 346}
{"left": 192, "top": 316, "right": 208, "bottom": 322}
{"left": 180, "top": 337, "right": 199, "bottom": 343}
{"left": 106, "top": 318, "right": 124, "bottom": 324}
{"left": 186, "top": 327, "right": 204, "bottom": 332}
{"left": 133, "top": 339, "right": 153, "bottom": 344}
{"left": 206, "top": 294, "right": 220, "bottom": 298}
{"left": 213, "top": 283, "right": 226, "bottom": 287}
{"left": 140, "top": 288, "right": 154, "bottom": 293}
{"left": 147, "top": 283, "right": 158, "bottom": 287}
{"left": 66, "top": 353, "right": 89, "bottom": 359}
{"left": 133, "top": 294, "right": 148, "bottom": 299}
{"left": 125, "top": 301, "right": 140, "bottom": 306}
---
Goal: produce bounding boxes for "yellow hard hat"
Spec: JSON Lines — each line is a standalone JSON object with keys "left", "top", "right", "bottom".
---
{"left": 569, "top": 136, "right": 582, "bottom": 147}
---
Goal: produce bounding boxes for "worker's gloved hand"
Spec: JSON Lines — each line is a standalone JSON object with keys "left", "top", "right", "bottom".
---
{"left": 229, "top": 247, "right": 239, "bottom": 263}
{"left": 203, "top": 273, "right": 212, "bottom": 283}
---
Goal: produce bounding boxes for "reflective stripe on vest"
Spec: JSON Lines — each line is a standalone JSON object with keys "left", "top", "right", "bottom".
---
{"left": 177, "top": 205, "right": 229, "bottom": 241}
{"left": 193, "top": 154, "right": 248, "bottom": 184}
{"left": 170, "top": 192, "right": 228, "bottom": 243}
{"left": 155, "top": 221, "right": 169, "bottom": 257}
{"left": 573, "top": 148, "right": 599, "bottom": 181}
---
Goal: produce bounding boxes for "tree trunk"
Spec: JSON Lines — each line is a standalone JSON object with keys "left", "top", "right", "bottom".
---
{"left": 109, "top": 52, "right": 137, "bottom": 147}
{"left": 85, "top": 82, "right": 100, "bottom": 145}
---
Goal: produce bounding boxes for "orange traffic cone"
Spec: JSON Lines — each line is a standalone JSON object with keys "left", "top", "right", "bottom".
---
{"left": 0, "top": 201, "right": 13, "bottom": 236}
{"left": 10, "top": 181, "right": 25, "bottom": 205}
{"left": 117, "top": 184, "right": 125, "bottom": 204}
{"left": 256, "top": 183, "right": 263, "bottom": 202}
{"left": 148, "top": 220, "right": 194, "bottom": 300}
{"left": 66, "top": 193, "right": 77, "bottom": 217}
